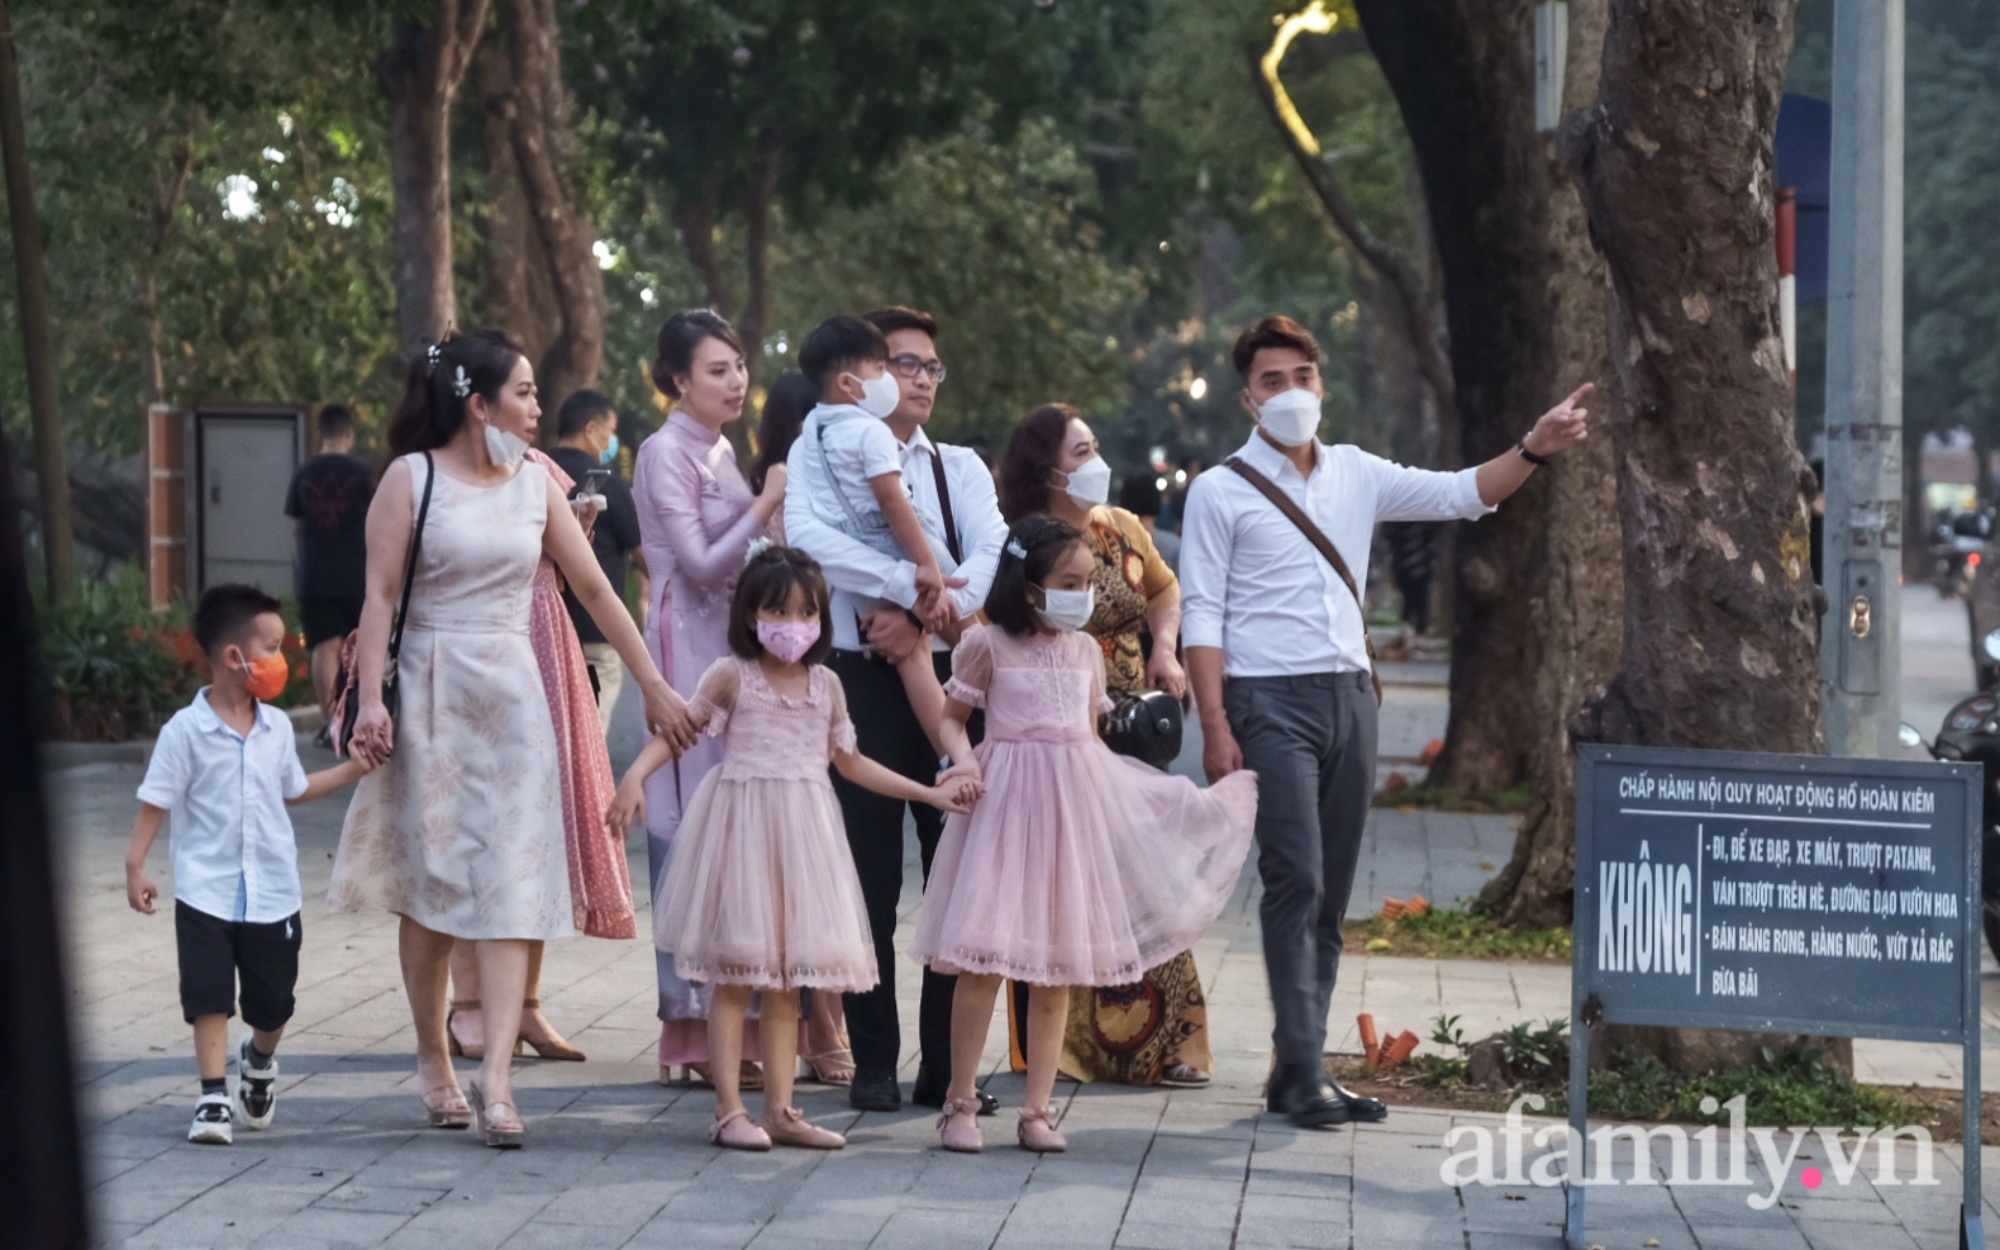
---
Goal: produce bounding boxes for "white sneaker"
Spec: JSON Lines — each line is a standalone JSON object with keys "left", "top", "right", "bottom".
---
{"left": 233, "top": 1037, "right": 278, "bottom": 1131}
{"left": 188, "top": 1092, "right": 233, "bottom": 1145}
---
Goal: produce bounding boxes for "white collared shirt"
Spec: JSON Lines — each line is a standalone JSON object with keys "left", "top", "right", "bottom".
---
{"left": 1180, "top": 433, "right": 1494, "bottom": 678}
{"left": 136, "top": 688, "right": 309, "bottom": 923}
{"left": 786, "top": 419, "right": 1007, "bottom": 652}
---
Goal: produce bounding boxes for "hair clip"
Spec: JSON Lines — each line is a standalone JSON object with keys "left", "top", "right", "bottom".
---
{"left": 452, "top": 365, "right": 472, "bottom": 399}
{"left": 424, "top": 343, "right": 442, "bottom": 375}
{"left": 743, "top": 536, "right": 775, "bottom": 566}
{"left": 1005, "top": 538, "right": 1028, "bottom": 560}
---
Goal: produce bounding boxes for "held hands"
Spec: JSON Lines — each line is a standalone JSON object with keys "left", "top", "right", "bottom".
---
{"left": 605, "top": 780, "right": 646, "bottom": 838}
{"left": 644, "top": 680, "right": 698, "bottom": 752}
{"left": 351, "top": 701, "right": 395, "bottom": 768}
{"left": 1524, "top": 383, "right": 1593, "bottom": 458}
{"left": 926, "top": 777, "right": 984, "bottom": 814}
{"left": 860, "top": 609, "right": 925, "bottom": 664}
{"left": 125, "top": 861, "right": 159, "bottom": 915}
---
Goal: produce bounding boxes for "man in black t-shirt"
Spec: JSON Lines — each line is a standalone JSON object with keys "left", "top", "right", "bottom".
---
{"left": 283, "top": 405, "right": 374, "bottom": 721}
{"left": 546, "top": 389, "right": 647, "bottom": 732}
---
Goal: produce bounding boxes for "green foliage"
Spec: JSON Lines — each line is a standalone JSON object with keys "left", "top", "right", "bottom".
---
{"left": 36, "top": 565, "right": 199, "bottom": 739}
{"left": 1343, "top": 906, "right": 1573, "bottom": 962}
{"left": 1372, "top": 782, "right": 1533, "bottom": 813}
{"left": 1572, "top": 1044, "right": 1899, "bottom": 1128}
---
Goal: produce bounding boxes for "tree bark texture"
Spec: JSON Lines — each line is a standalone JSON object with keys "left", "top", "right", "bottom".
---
{"left": 0, "top": 0, "right": 74, "bottom": 602}
{"left": 500, "top": 0, "right": 604, "bottom": 407}
{"left": 1564, "top": 0, "right": 1818, "bottom": 757}
{"left": 478, "top": 44, "right": 558, "bottom": 371}
{"left": 380, "top": 0, "right": 492, "bottom": 362}
{"left": 1565, "top": 0, "right": 1838, "bottom": 1073}
{"left": 1355, "top": 0, "right": 1623, "bottom": 839}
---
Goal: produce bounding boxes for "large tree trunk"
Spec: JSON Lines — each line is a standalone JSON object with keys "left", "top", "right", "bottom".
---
{"left": 478, "top": 44, "right": 558, "bottom": 369}
{"left": 500, "top": 0, "right": 604, "bottom": 406}
{"left": 1566, "top": 0, "right": 1834, "bottom": 1072}
{"left": 0, "top": 0, "right": 74, "bottom": 602}
{"left": 1354, "top": 0, "right": 1623, "bottom": 848}
{"left": 380, "top": 0, "right": 492, "bottom": 362}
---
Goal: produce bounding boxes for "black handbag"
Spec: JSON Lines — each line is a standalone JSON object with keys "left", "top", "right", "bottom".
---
{"left": 330, "top": 452, "right": 434, "bottom": 760}
{"left": 1101, "top": 688, "right": 1185, "bottom": 770}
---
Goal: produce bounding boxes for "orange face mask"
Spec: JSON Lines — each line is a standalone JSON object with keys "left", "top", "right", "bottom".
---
{"left": 241, "top": 653, "right": 290, "bottom": 702}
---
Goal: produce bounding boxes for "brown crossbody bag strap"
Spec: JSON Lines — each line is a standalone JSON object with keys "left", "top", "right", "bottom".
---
{"left": 1224, "top": 456, "right": 1384, "bottom": 707}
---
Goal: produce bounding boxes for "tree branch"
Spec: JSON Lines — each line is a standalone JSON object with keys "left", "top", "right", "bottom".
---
{"left": 442, "top": 0, "right": 494, "bottom": 97}
{"left": 1248, "top": 43, "right": 1455, "bottom": 409}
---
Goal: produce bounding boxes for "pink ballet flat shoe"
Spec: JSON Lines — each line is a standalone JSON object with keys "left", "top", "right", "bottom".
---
{"left": 763, "top": 1106, "right": 845, "bottom": 1150}
{"left": 937, "top": 1097, "right": 985, "bottom": 1153}
{"left": 708, "top": 1108, "right": 772, "bottom": 1152}
{"left": 1017, "top": 1105, "right": 1067, "bottom": 1153}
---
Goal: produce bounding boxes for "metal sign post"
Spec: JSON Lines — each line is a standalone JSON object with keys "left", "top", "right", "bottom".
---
{"left": 1567, "top": 745, "right": 1982, "bottom": 1250}
{"left": 1821, "top": 0, "right": 1906, "bottom": 758}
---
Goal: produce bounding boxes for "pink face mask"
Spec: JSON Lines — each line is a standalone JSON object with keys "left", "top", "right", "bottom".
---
{"left": 757, "top": 618, "right": 821, "bottom": 665}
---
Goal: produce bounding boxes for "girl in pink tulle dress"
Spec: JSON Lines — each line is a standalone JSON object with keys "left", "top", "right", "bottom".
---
{"left": 608, "top": 544, "right": 977, "bottom": 1153}
{"left": 913, "top": 515, "right": 1258, "bottom": 1155}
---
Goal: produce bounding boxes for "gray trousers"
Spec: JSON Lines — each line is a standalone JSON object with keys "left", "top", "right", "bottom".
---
{"left": 1224, "top": 670, "right": 1378, "bottom": 1065}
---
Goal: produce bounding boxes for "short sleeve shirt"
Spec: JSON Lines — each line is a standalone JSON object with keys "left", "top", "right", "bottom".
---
{"left": 285, "top": 454, "right": 375, "bottom": 600}
{"left": 136, "top": 689, "right": 309, "bottom": 923}
{"left": 799, "top": 403, "right": 903, "bottom": 533}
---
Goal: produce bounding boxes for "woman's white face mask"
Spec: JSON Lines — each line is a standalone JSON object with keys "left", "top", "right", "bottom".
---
{"left": 1060, "top": 455, "right": 1112, "bottom": 508}
{"left": 1255, "top": 388, "right": 1323, "bottom": 447}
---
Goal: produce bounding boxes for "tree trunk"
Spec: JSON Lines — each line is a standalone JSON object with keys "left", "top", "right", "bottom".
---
{"left": 0, "top": 0, "right": 74, "bottom": 602}
{"left": 478, "top": 44, "right": 558, "bottom": 369}
{"left": 672, "top": 191, "right": 735, "bottom": 321}
{"left": 1565, "top": 0, "right": 1838, "bottom": 1072}
{"left": 501, "top": 0, "right": 604, "bottom": 406}
{"left": 139, "top": 134, "right": 195, "bottom": 409}
{"left": 1354, "top": 0, "right": 1623, "bottom": 836}
{"left": 737, "top": 138, "right": 780, "bottom": 383}
{"left": 380, "top": 0, "right": 492, "bottom": 362}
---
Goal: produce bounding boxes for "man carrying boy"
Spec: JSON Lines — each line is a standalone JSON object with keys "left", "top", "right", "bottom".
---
{"left": 784, "top": 310, "right": 1007, "bottom": 1113}
{"left": 125, "top": 585, "right": 369, "bottom": 1144}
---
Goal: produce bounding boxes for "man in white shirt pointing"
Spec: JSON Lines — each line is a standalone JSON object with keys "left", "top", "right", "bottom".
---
{"left": 1181, "top": 315, "right": 1591, "bottom": 1128}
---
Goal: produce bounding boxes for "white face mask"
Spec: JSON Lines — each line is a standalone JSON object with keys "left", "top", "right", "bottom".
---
{"left": 1061, "top": 455, "right": 1112, "bottom": 508}
{"left": 844, "top": 370, "right": 901, "bottom": 419}
{"left": 484, "top": 419, "right": 531, "bottom": 468}
{"left": 1034, "top": 584, "right": 1096, "bottom": 632}
{"left": 1255, "top": 388, "right": 1323, "bottom": 447}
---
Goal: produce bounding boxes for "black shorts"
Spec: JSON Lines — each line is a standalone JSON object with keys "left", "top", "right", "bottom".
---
{"left": 299, "top": 595, "right": 364, "bottom": 650}
{"left": 175, "top": 902, "right": 302, "bottom": 1030}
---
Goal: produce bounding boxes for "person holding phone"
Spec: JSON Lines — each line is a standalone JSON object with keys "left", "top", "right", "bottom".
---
{"left": 549, "top": 390, "right": 648, "bottom": 732}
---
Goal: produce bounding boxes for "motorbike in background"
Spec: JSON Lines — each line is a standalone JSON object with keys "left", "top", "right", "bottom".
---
{"left": 1929, "top": 510, "right": 1990, "bottom": 601}
{"left": 1901, "top": 626, "right": 2000, "bottom": 962}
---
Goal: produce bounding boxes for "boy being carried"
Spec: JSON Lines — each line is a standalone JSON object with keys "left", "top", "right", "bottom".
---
{"left": 792, "top": 315, "right": 956, "bottom": 748}
{"left": 125, "top": 585, "right": 371, "bottom": 1145}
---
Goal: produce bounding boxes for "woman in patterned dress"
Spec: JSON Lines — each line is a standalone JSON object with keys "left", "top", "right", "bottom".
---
{"left": 331, "top": 330, "right": 695, "bottom": 1146}
{"left": 993, "top": 403, "right": 1213, "bottom": 1089}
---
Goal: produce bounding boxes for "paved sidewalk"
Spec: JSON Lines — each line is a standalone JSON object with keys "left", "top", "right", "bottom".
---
{"left": 51, "top": 595, "right": 2000, "bottom": 1248}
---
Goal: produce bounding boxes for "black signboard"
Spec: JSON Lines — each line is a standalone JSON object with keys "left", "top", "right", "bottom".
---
{"left": 1567, "top": 745, "right": 1983, "bottom": 1249}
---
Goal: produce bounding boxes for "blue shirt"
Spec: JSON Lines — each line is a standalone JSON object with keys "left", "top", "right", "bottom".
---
{"left": 136, "top": 688, "right": 308, "bottom": 923}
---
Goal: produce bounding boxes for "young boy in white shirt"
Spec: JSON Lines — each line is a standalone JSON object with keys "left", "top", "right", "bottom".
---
{"left": 790, "top": 315, "right": 953, "bottom": 747}
{"left": 124, "top": 585, "right": 370, "bottom": 1144}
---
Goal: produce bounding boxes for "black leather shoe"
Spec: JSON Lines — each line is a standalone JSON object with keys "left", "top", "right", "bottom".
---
{"left": 911, "top": 1064, "right": 999, "bottom": 1116}
{"left": 1266, "top": 1063, "right": 1350, "bottom": 1129}
{"left": 1329, "top": 1078, "right": 1388, "bottom": 1123}
{"left": 849, "top": 1069, "right": 902, "bottom": 1112}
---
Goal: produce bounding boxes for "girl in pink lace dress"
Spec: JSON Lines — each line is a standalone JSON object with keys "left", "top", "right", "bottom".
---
{"left": 609, "top": 545, "right": 977, "bottom": 1152}
{"left": 913, "top": 515, "right": 1258, "bottom": 1154}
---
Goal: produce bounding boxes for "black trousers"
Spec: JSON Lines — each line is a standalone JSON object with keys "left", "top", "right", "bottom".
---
{"left": 830, "top": 648, "right": 967, "bottom": 1079}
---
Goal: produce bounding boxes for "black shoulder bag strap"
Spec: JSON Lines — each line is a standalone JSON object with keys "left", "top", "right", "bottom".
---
{"left": 388, "top": 451, "right": 436, "bottom": 666}
{"left": 1224, "top": 455, "right": 1383, "bottom": 707}
{"left": 928, "top": 445, "right": 963, "bottom": 566}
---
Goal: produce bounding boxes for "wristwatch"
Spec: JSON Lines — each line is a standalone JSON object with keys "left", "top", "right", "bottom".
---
{"left": 1517, "top": 438, "right": 1552, "bottom": 467}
